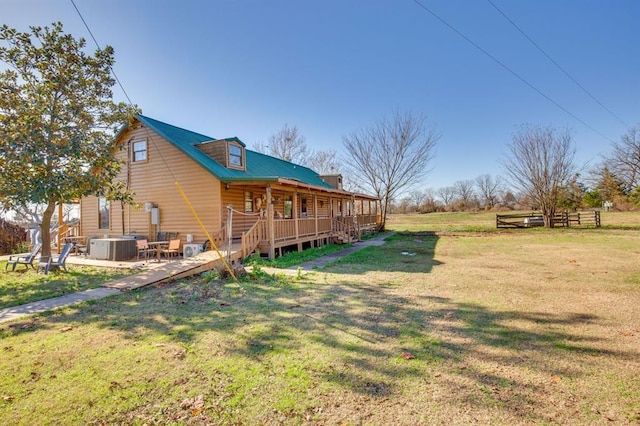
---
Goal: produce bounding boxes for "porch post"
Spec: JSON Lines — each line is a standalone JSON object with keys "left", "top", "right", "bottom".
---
{"left": 313, "top": 194, "right": 318, "bottom": 236}
{"left": 293, "top": 191, "right": 299, "bottom": 239}
{"left": 352, "top": 194, "right": 359, "bottom": 240}
{"left": 266, "top": 185, "right": 275, "bottom": 259}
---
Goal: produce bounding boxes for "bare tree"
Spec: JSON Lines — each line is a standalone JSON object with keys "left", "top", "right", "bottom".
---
{"left": 407, "top": 189, "right": 427, "bottom": 212}
{"left": 252, "top": 140, "right": 269, "bottom": 155}
{"left": 501, "top": 190, "right": 518, "bottom": 207}
{"left": 307, "top": 149, "right": 341, "bottom": 175}
{"left": 422, "top": 188, "right": 439, "bottom": 212}
{"left": 475, "top": 174, "right": 504, "bottom": 209}
{"left": 342, "top": 110, "right": 439, "bottom": 230}
{"left": 437, "top": 186, "right": 456, "bottom": 207}
{"left": 454, "top": 180, "right": 477, "bottom": 210}
{"left": 254, "top": 124, "right": 309, "bottom": 165}
{"left": 603, "top": 124, "right": 640, "bottom": 193}
{"left": 502, "top": 125, "right": 577, "bottom": 227}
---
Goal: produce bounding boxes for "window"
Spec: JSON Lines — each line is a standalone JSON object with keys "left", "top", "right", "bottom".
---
{"left": 229, "top": 144, "right": 242, "bottom": 167}
{"left": 244, "top": 191, "right": 254, "bottom": 213}
{"left": 98, "top": 197, "right": 110, "bottom": 229}
{"left": 132, "top": 140, "right": 147, "bottom": 162}
{"left": 301, "top": 198, "right": 307, "bottom": 217}
{"left": 284, "top": 197, "right": 292, "bottom": 219}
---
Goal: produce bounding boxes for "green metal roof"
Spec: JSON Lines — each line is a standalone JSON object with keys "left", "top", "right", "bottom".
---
{"left": 136, "top": 115, "right": 334, "bottom": 189}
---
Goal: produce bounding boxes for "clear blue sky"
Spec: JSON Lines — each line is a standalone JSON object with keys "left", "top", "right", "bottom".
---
{"left": 3, "top": 0, "right": 639, "bottom": 191}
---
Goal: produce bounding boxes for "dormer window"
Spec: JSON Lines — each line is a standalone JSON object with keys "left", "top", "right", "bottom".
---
{"left": 229, "top": 144, "right": 243, "bottom": 167}
{"left": 195, "top": 138, "right": 246, "bottom": 171}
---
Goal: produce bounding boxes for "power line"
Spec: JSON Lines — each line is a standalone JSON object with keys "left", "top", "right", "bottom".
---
{"left": 410, "top": 0, "right": 616, "bottom": 143}
{"left": 69, "top": 0, "right": 134, "bottom": 107}
{"left": 486, "top": 0, "right": 630, "bottom": 128}
{"left": 69, "top": 0, "right": 177, "bottom": 179}
{"left": 69, "top": 0, "right": 239, "bottom": 280}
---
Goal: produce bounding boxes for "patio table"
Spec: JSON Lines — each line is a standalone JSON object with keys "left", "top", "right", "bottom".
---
{"left": 147, "top": 241, "right": 169, "bottom": 262}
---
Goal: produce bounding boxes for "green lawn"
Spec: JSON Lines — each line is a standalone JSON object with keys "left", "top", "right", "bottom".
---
{"left": 0, "top": 262, "right": 136, "bottom": 309}
{"left": 0, "top": 212, "right": 639, "bottom": 424}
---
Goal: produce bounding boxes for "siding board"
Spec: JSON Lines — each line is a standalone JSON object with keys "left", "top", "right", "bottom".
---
{"left": 82, "top": 125, "right": 223, "bottom": 244}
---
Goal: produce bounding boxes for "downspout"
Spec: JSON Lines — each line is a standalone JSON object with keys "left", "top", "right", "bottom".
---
{"left": 123, "top": 138, "right": 133, "bottom": 235}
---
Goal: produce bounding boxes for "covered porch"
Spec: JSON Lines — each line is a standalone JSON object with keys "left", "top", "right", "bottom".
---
{"left": 220, "top": 179, "right": 380, "bottom": 259}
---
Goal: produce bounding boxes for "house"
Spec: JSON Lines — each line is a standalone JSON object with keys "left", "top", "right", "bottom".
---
{"left": 79, "top": 115, "right": 379, "bottom": 260}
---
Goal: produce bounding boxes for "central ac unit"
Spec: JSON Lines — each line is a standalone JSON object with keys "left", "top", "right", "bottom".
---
{"left": 183, "top": 243, "right": 203, "bottom": 258}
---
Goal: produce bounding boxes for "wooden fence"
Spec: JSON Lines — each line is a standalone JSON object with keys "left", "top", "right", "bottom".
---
{"left": 496, "top": 211, "right": 601, "bottom": 229}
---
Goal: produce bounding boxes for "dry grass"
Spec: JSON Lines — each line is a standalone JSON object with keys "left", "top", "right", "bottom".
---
{"left": 0, "top": 212, "right": 639, "bottom": 424}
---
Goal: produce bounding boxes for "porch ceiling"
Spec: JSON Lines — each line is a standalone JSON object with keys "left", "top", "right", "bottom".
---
{"left": 224, "top": 179, "right": 379, "bottom": 201}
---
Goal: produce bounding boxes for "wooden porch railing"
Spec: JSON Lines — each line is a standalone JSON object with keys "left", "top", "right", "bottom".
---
{"left": 298, "top": 218, "right": 317, "bottom": 237}
{"left": 273, "top": 217, "right": 335, "bottom": 243}
{"left": 317, "top": 217, "right": 332, "bottom": 234}
{"left": 241, "top": 219, "right": 266, "bottom": 258}
{"left": 206, "top": 219, "right": 228, "bottom": 252}
{"left": 358, "top": 214, "right": 379, "bottom": 228}
{"left": 56, "top": 223, "right": 80, "bottom": 251}
{"left": 237, "top": 214, "right": 380, "bottom": 258}
{"left": 274, "top": 219, "right": 296, "bottom": 242}
{"left": 332, "top": 217, "right": 353, "bottom": 242}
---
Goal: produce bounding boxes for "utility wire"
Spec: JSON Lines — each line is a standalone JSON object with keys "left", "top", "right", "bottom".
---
{"left": 486, "top": 0, "right": 630, "bottom": 128}
{"left": 70, "top": 0, "right": 134, "bottom": 108}
{"left": 70, "top": 0, "right": 178, "bottom": 184}
{"left": 411, "top": 0, "right": 615, "bottom": 143}
{"left": 69, "top": 0, "right": 238, "bottom": 280}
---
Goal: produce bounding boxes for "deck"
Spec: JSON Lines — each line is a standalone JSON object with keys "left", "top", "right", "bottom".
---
{"left": 64, "top": 242, "right": 245, "bottom": 291}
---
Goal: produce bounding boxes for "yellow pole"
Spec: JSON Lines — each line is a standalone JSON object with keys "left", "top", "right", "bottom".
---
{"left": 174, "top": 181, "right": 237, "bottom": 281}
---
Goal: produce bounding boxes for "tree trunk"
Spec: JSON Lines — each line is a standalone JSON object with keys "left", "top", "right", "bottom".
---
{"left": 39, "top": 201, "right": 56, "bottom": 258}
{"left": 543, "top": 206, "right": 556, "bottom": 228}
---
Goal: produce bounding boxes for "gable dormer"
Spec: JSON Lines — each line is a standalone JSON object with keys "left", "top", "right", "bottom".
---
{"left": 196, "top": 137, "right": 246, "bottom": 171}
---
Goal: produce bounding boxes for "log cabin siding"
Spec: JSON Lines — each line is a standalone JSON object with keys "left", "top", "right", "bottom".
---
{"left": 196, "top": 140, "right": 226, "bottom": 166}
{"left": 82, "top": 125, "right": 223, "bottom": 243}
{"left": 79, "top": 197, "right": 100, "bottom": 237}
{"left": 80, "top": 116, "right": 380, "bottom": 260}
{"left": 221, "top": 187, "right": 259, "bottom": 237}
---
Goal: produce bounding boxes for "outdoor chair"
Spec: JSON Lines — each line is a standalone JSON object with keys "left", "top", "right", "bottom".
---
{"left": 37, "top": 242, "right": 73, "bottom": 274}
{"left": 5, "top": 243, "right": 42, "bottom": 271}
{"left": 161, "top": 239, "right": 181, "bottom": 259}
{"left": 157, "top": 231, "right": 178, "bottom": 242}
{"left": 136, "top": 239, "right": 157, "bottom": 260}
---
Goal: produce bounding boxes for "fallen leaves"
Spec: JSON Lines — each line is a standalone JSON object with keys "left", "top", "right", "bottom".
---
{"left": 172, "top": 349, "right": 186, "bottom": 359}
{"left": 180, "top": 394, "right": 205, "bottom": 417}
{"left": 401, "top": 351, "right": 416, "bottom": 360}
{"left": 8, "top": 321, "right": 36, "bottom": 330}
